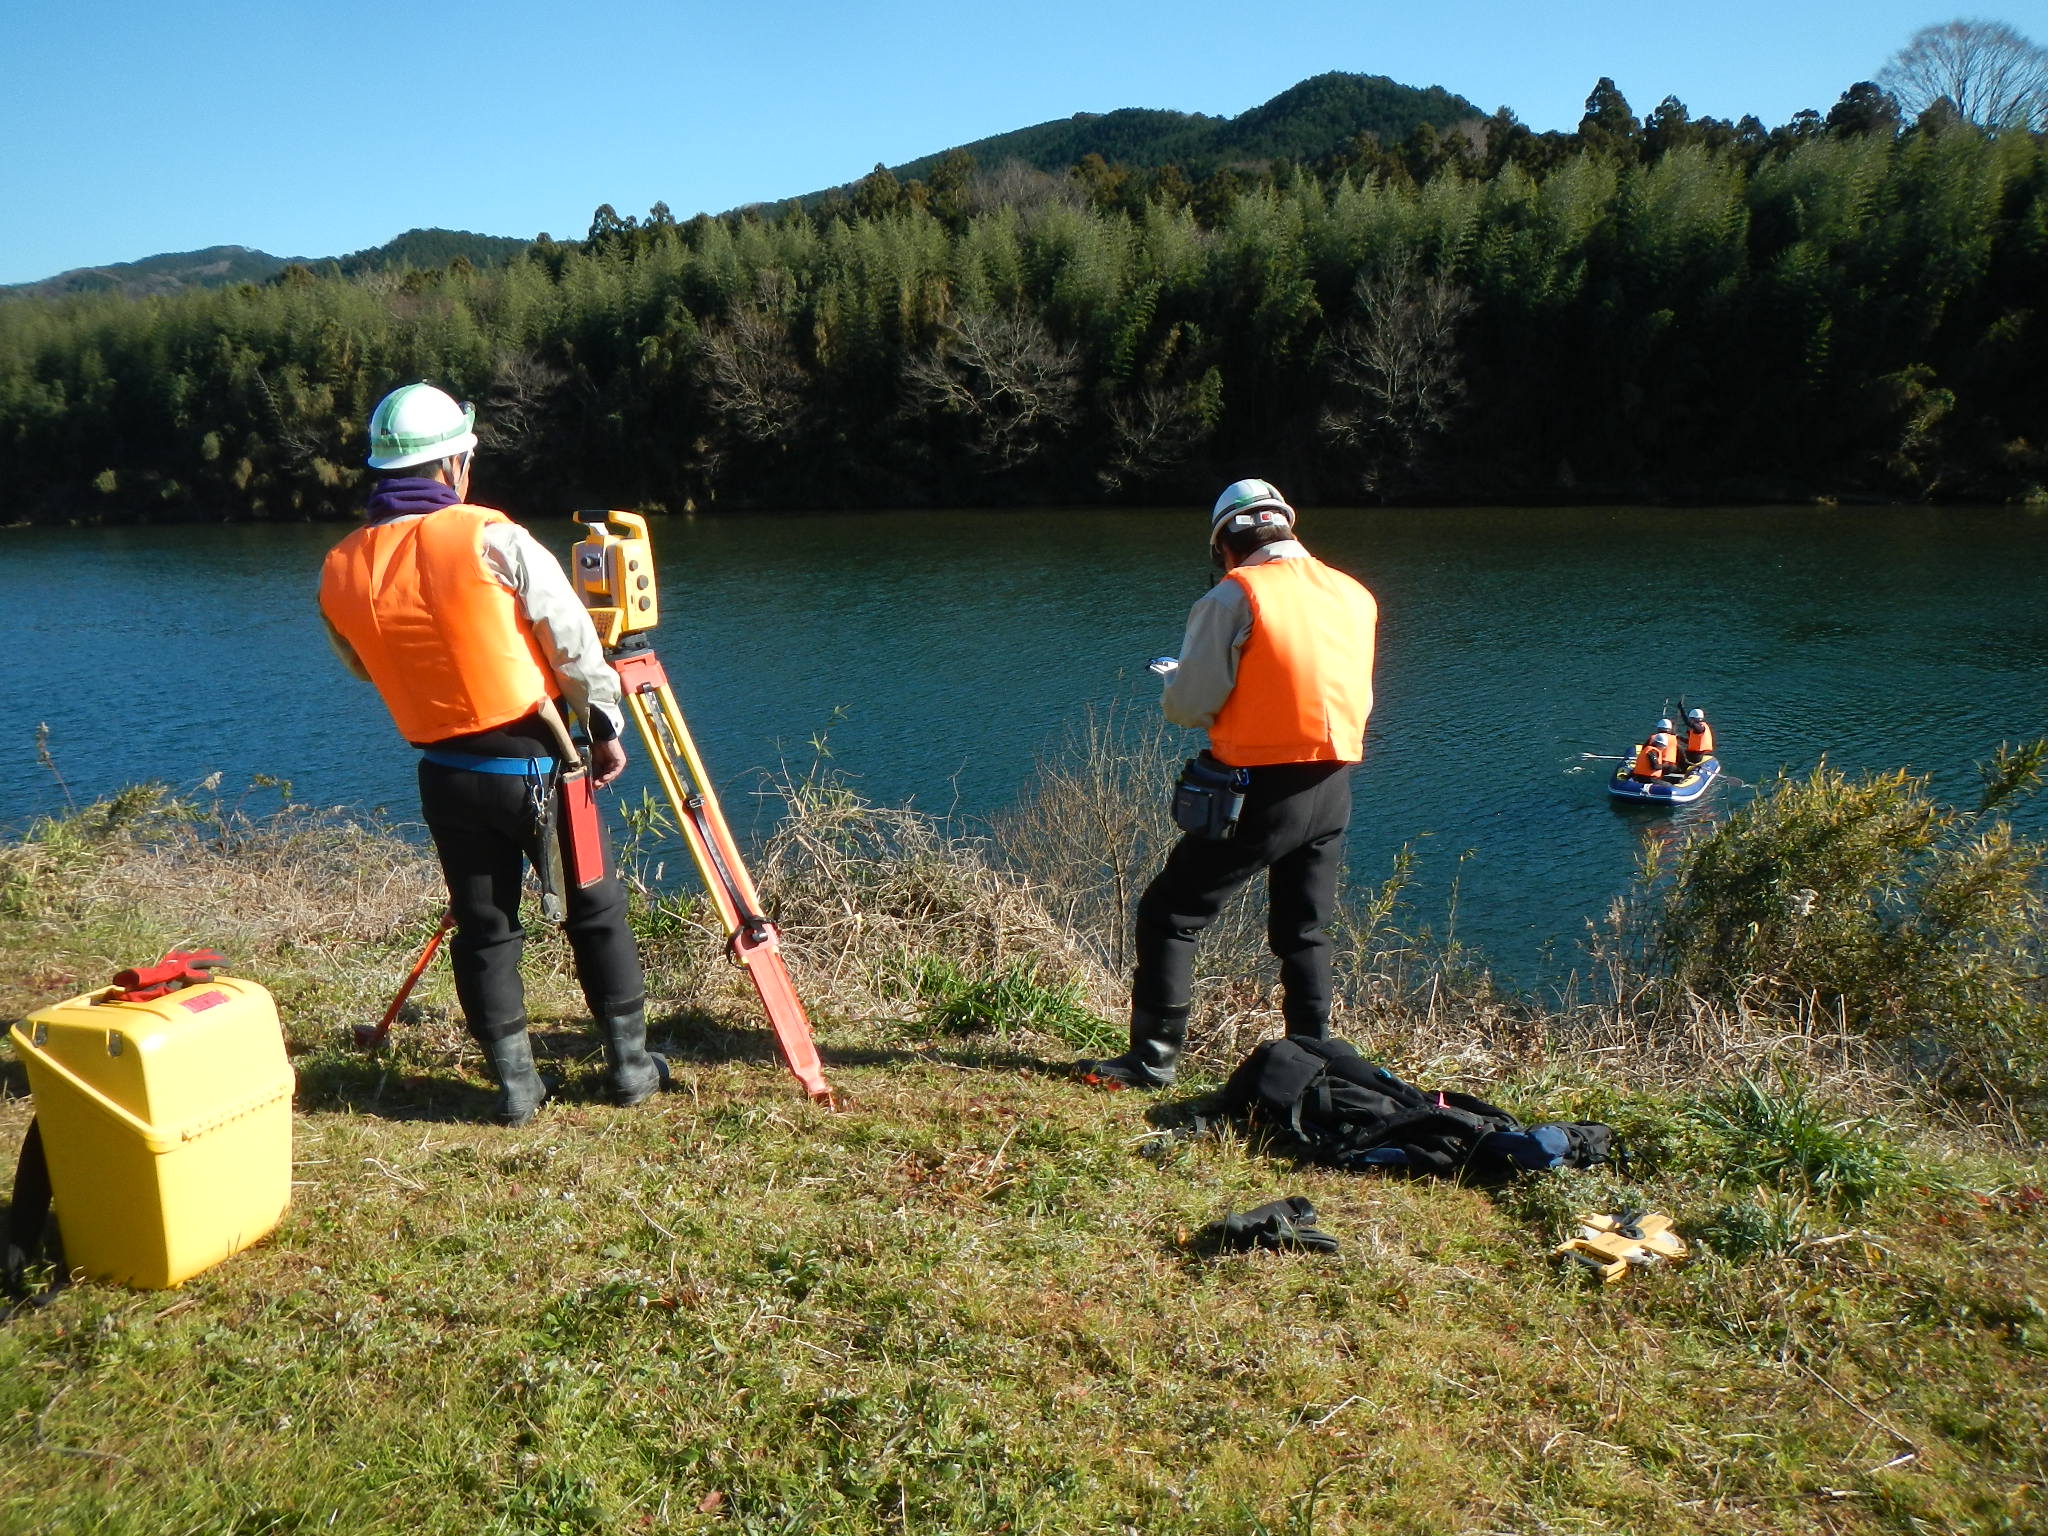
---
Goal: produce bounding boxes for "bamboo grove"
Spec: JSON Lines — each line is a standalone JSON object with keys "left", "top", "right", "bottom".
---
{"left": 2, "top": 90, "right": 2044, "bottom": 521}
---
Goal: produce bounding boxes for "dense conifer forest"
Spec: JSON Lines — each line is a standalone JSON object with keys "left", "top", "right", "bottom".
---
{"left": 2, "top": 76, "right": 2043, "bottom": 522}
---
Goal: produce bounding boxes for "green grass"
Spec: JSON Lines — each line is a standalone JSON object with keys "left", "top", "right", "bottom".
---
{"left": 4, "top": 1059, "right": 2043, "bottom": 1534}
{"left": 1, "top": 784, "right": 2045, "bottom": 1533}
{"left": 1690, "top": 1071, "right": 1911, "bottom": 1212}
{"left": 901, "top": 953, "right": 1121, "bottom": 1053}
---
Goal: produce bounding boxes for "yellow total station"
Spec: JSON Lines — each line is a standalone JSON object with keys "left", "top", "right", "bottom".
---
{"left": 564, "top": 505, "right": 835, "bottom": 1105}
{"left": 572, "top": 509, "right": 660, "bottom": 649}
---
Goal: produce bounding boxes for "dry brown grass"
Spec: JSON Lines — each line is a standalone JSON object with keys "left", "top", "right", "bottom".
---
{"left": 0, "top": 786, "right": 443, "bottom": 1028}
{"left": 105, "top": 809, "right": 441, "bottom": 945}
{"left": 0, "top": 763, "right": 1996, "bottom": 1136}
{"left": 756, "top": 770, "right": 1120, "bottom": 1026}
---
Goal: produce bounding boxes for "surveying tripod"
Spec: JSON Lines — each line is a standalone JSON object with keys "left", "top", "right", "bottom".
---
{"left": 571, "top": 510, "right": 834, "bottom": 1106}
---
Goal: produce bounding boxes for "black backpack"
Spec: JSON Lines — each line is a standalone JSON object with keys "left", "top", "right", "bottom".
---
{"left": 1211, "top": 1037, "right": 1616, "bottom": 1183}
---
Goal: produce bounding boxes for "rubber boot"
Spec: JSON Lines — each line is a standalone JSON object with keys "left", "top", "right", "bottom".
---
{"left": 480, "top": 1030, "right": 550, "bottom": 1128}
{"left": 1072, "top": 1006, "right": 1188, "bottom": 1089}
{"left": 599, "top": 1008, "right": 670, "bottom": 1107}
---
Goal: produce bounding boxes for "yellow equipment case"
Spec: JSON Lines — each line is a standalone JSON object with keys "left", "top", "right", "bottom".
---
{"left": 10, "top": 960, "right": 295, "bottom": 1289}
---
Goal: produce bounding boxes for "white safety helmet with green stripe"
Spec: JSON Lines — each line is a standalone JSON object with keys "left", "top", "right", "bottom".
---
{"left": 366, "top": 382, "right": 478, "bottom": 471}
{"left": 1209, "top": 477, "right": 1296, "bottom": 546}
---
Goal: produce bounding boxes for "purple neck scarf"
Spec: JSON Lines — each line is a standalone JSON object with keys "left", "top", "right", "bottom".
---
{"left": 365, "top": 477, "right": 461, "bottom": 522}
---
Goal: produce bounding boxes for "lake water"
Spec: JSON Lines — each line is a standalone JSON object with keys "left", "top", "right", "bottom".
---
{"left": 4, "top": 505, "right": 2046, "bottom": 982}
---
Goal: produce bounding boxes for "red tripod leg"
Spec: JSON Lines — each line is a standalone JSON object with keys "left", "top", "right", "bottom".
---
{"left": 356, "top": 910, "right": 457, "bottom": 1048}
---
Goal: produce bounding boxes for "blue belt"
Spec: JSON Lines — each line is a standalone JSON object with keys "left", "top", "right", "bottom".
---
{"left": 420, "top": 749, "right": 556, "bottom": 775}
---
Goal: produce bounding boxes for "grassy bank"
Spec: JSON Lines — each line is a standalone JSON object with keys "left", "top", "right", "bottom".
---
{"left": 1, "top": 745, "right": 2044, "bottom": 1534}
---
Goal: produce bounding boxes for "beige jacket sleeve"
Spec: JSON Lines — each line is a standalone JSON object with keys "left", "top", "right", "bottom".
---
{"left": 1160, "top": 580, "right": 1252, "bottom": 730}
{"left": 481, "top": 522, "right": 626, "bottom": 738}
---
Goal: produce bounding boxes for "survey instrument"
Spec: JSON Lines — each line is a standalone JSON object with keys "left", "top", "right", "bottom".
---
{"left": 572, "top": 510, "right": 835, "bottom": 1105}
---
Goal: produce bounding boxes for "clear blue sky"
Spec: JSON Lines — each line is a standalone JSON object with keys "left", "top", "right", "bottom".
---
{"left": 0, "top": 0, "right": 2027, "bottom": 284}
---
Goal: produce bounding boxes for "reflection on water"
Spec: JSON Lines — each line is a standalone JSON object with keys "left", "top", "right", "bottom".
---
{"left": 3, "top": 505, "right": 2044, "bottom": 983}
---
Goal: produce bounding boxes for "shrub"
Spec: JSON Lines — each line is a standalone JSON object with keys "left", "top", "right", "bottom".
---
{"left": 1658, "top": 742, "right": 2048, "bottom": 1105}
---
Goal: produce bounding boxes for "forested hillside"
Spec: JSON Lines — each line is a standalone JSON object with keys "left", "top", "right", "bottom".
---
{"left": 873, "top": 72, "right": 1481, "bottom": 189}
{"left": 333, "top": 229, "right": 533, "bottom": 278}
{"left": 2, "top": 79, "right": 2043, "bottom": 522}
{"left": 4, "top": 245, "right": 300, "bottom": 301}
{"left": 5, "top": 229, "right": 532, "bottom": 302}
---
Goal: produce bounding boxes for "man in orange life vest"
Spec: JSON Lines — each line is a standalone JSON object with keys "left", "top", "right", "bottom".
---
{"left": 318, "top": 383, "right": 663, "bottom": 1126}
{"left": 1075, "top": 479, "right": 1378, "bottom": 1088}
{"left": 1681, "top": 707, "right": 1715, "bottom": 767}
{"left": 1632, "top": 720, "right": 1680, "bottom": 780}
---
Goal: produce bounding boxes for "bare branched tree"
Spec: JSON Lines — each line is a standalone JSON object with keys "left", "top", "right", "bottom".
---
{"left": 1319, "top": 251, "right": 1474, "bottom": 494}
{"left": 1100, "top": 375, "right": 1219, "bottom": 491}
{"left": 479, "top": 350, "right": 581, "bottom": 479}
{"left": 1879, "top": 19, "right": 2048, "bottom": 128}
{"left": 250, "top": 368, "right": 323, "bottom": 472}
{"left": 700, "top": 306, "right": 806, "bottom": 447}
{"left": 904, "top": 307, "right": 1081, "bottom": 471}
{"left": 967, "top": 159, "right": 1090, "bottom": 217}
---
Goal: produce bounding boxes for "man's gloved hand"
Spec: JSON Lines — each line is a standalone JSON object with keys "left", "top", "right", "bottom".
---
{"left": 589, "top": 736, "right": 627, "bottom": 788}
{"left": 1214, "top": 1196, "right": 1340, "bottom": 1254}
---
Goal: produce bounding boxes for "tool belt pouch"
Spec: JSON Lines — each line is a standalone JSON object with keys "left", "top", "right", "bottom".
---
{"left": 527, "top": 772, "right": 568, "bottom": 925}
{"left": 558, "top": 767, "right": 605, "bottom": 890}
{"left": 1171, "top": 756, "right": 1249, "bottom": 839}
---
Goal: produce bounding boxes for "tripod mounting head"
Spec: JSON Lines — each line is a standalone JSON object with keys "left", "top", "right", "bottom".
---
{"left": 571, "top": 509, "right": 659, "bottom": 649}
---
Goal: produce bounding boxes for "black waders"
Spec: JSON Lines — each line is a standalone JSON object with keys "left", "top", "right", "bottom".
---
{"left": 599, "top": 1008, "right": 669, "bottom": 1107}
{"left": 480, "top": 1030, "right": 550, "bottom": 1127}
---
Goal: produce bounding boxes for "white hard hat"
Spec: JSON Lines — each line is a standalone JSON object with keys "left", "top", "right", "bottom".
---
{"left": 1686, "top": 707, "right": 1706, "bottom": 721}
{"left": 1654, "top": 718, "right": 1675, "bottom": 733}
{"left": 1209, "top": 478, "right": 1296, "bottom": 545}
{"left": 366, "top": 383, "right": 478, "bottom": 471}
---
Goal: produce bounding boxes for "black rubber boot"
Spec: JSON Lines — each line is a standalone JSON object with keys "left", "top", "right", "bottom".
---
{"left": 479, "top": 1030, "right": 550, "bottom": 1127}
{"left": 1072, "top": 1006, "right": 1188, "bottom": 1089}
{"left": 599, "top": 1008, "right": 670, "bottom": 1107}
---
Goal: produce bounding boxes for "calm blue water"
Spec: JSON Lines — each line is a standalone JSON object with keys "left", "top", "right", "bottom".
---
{"left": 4, "top": 506, "right": 2046, "bottom": 981}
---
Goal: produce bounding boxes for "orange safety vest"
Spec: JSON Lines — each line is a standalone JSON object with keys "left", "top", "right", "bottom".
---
{"left": 319, "top": 504, "right": 552, "bottom": 744}
{"left": 1207, "top": 556, "right": 1378, "bottom": 768}
{"left": 1686, "top": 720, "right": 1715, "bottom": 758}
{"left": 1634, "top": 733, "right": 1678, "bottom": 778}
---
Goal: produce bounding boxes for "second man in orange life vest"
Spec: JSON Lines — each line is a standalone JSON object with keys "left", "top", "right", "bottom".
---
{"left": 1074, "top": 479, "right": 1378, "bottom": 1088}
{"left": 1632, "top": 721, "right": 1680, "bottom": 780}
{"left": 318, "top": 383, "right": 664, "bottom": 1126}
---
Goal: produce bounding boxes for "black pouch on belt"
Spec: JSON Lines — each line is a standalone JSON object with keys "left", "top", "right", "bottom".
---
{"left": 1171, "top": 754, "right": 1251, "bottom": 838}
{"left": 525, "top": 766, "right": 568, "bottom": 925}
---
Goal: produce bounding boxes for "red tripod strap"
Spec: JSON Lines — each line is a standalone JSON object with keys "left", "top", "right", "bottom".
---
{"left": 108, "top": 949, "right": 227, "bottom": 1002}
{"left": 612, "top": 650, "right": 668, "bottom": 692}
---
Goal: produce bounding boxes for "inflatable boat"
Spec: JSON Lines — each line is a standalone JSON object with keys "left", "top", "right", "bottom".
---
{"left": 1609, "top": 753, "right": 1720, "bottom": 805}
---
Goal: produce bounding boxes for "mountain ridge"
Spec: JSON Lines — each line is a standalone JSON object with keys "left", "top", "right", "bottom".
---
{"left": 836, "top": 71, "right": 1484, "bottom": 194}
{"left": 5, "top": 228, "right": 533, "bottom": 300}
{"left": 10, "top": 72, "right": 1486, "bottom": 291}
